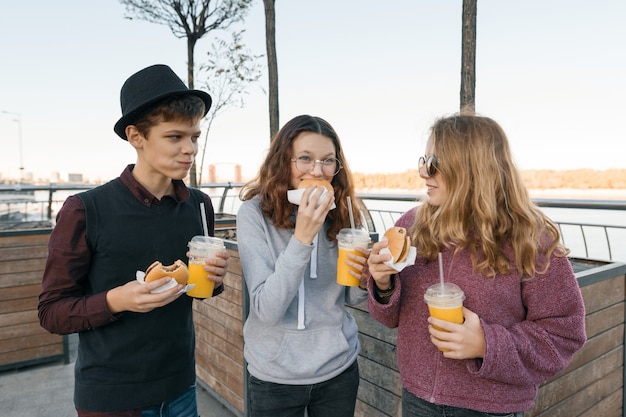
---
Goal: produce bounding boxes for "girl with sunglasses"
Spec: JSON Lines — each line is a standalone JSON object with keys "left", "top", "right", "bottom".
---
{"left": 237, "top": 115, "right": 370, "bottom": 417}
{"left": 367, "top": 113, "right": 586, "bottom": 417}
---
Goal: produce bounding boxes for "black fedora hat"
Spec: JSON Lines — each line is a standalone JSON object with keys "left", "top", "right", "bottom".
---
{"left": 114, "top": 64, "right": 212, "bottom": 140}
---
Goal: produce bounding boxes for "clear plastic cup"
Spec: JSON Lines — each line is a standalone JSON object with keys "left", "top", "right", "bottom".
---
{"left": 186, "top": 236, "right": 225, "bottom": 298}
{"left": 336, "top": 228, "right": 371, "bottom": 286}
{"left": 424, "top": 283, "right": 465, "bottom": 351}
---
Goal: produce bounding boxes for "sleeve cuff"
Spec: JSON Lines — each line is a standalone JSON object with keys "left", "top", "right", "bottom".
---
{"left": 212, "top": 283, "right": 225, "bottom": 297}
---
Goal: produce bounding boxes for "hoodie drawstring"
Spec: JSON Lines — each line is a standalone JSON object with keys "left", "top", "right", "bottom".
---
{"left": 297, "top": 233, "right": 319, "bottom": 330}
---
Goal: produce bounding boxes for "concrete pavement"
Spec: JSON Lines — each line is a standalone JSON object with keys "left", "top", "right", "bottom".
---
{"left": 0, "top": 334, "right": 237, "bottom": 417}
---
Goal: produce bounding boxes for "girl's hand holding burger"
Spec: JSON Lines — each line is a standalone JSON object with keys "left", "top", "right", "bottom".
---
{"left": 368, "top": 239, "right": 397, "bottom": 290}
{"left": 294, "top": 184, "right": 335, "bottom": 245}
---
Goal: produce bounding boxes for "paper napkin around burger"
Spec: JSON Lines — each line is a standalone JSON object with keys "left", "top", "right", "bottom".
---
{"left": 379, "top": 236, "right": 417, "bottom": 272}
{"left": 287, "top": 188, "right": 337, "bottom": 209}
{"left": 136, "top": 270, "right": 195, "bottom": 294}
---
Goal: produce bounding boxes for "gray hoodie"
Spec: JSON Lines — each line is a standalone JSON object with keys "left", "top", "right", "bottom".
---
{"left": 237, "top": 196, "right": 367, "bottom": 384}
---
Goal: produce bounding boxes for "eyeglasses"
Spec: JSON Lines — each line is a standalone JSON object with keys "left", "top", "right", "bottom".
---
{"left": 419, "top": 155, "right": 439, "bottom": 177}
{"left": 291, "top": 156, "right": 343, "bottom": 176}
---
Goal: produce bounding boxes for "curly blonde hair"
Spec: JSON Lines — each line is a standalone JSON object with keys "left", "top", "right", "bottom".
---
{"left": 410, "top": 113, "right": 568, "bottom": 278}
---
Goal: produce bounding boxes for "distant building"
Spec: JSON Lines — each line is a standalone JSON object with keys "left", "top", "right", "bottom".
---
{"left": 206, "top": 163, "right": 242, "bottom": 183}
{"left": 65, "top": 173, "right": 83, "bottom": 183}
{"left": 208, "top": 165, "right": 216, "bottom": 183}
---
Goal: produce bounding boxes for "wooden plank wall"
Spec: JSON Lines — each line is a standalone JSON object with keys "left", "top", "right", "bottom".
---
{"left": 525, "top": 274, "right": 625, "bottom": 417}
{"left": 349, "top": 302, "right": 402, "bottom": 417}
{"left": 0, "top": 230, "right": 67, "bottom": 370}
{"left": 192, "top": 243, "right": 626, "bottom": 417}
{"left": 348, "top": 273, "right": 626, "bottom": 417}
{"left": 194, "top": 244, "right": 245, "bottom": 416}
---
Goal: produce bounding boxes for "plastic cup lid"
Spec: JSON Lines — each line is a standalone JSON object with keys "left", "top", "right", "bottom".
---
{"left": 188, "top": 235, "right": 224, "bottom": 249}
{"left": 423, "top": 283, "right": 465, "bottom": 305}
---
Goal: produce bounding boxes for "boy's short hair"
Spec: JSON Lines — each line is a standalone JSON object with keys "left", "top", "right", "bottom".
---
{"left": 114, "top": 64, "right": 212, "bottom": 140}
{"left": 133, "top": 95, "right": 207, "bottom": 138}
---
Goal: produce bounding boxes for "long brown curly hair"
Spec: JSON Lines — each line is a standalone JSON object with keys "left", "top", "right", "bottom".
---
{"left": 240, "top": 115, "right": 362, "bottom": 241}
{"left": 410, "top": 113, "right": 568, "bottom": 278}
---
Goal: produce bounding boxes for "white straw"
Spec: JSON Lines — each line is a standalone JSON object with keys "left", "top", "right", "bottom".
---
{"left": 438, "top": 252, "right": 444, "bottom": 289}
{"left": 200, "top": 203, "right": 209, "bottom": 236}
{"left": 346, "top": 196, "right": 355, "bottom": 229}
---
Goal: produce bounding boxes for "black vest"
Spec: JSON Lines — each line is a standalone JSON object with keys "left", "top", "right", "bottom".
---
{"left": 74, "top": 178, "right": 208, "bottom": 411}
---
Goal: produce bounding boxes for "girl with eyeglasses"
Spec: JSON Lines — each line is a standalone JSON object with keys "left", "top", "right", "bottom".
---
{"left": 367, "top": 113, "right": 586, "bottom": 417}
{"left": 237, "top": 114, "right": 370, "bottom": 417}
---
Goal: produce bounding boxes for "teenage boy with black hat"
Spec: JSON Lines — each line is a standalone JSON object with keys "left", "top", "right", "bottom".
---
{"left": 38, "top": 64, "right": 229, "bottom": 417}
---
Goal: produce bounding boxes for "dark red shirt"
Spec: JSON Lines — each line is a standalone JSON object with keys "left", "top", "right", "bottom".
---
{"left": 38, "top": 165, "right": 220, "bottom": 334}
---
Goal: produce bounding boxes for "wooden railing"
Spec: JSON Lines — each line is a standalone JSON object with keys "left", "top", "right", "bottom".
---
{"left": 1, "top": 205, "right": 626, "bottom": 416}
{"left": 198, "top": 241, "right": 626, "bottom": 417}
{"left": 0, "top": 228, "right": 68, "bottom": 371}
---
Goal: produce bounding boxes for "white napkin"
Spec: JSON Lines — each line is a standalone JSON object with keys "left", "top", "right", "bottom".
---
{"left": 136, "top": 271, "right": 195, "bottom": 294}
{"left": 287, "top": 188, "right": 336, "bottom": 209}
{"left": 380, "top": 236, "right": 417, "bottom": 272}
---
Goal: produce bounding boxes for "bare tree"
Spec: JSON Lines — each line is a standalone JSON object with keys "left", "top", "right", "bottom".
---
{"left": 460, "top": 0, "right": 477, "bottom": 113}
{"left": 120, "top": 0, "right": 254, "bottom": 186}
{"left": 196, "top": 30, "right": 263, "bottom": 184}
{"left": 263, "top": 0, "right": 279, "bottom": 140}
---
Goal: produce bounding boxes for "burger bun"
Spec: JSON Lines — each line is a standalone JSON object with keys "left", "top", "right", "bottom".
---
{"left": 298, "top": 178, "right": 333, "bottom": 192}
{"left": 145, "top": 260, "right": 189, "bottom": 285}
{"left": 384, "top": 227, "right": 411, "bottom": 263}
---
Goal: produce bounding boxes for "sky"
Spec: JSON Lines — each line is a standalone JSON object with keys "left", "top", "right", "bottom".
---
{"left": 1, "top": 0, "right": 625, "bottom": 183}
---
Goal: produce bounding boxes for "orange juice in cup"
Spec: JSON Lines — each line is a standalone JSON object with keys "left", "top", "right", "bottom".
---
{"left": 336, "top": 228, "right": 371, "bottom": 286}
{"left": 424, "top": 283, "right": 465, "bottom": 351}
{"left": 186, "top": 236, "right": 225, "bottom": 298}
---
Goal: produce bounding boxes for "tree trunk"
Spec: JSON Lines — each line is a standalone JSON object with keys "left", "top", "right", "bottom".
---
{"left": 263, "top": 0, "right": 279, "bottom": 140}
{"left": 187, "top": 36, "right": 198, "bottom": 187}
{"left": 460, "top": 0, "right": 477, "bottom": 113}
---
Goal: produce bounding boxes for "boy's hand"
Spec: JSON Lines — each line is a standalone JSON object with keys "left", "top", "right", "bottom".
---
{"left": 203, "top": 250, "right": 230, "bottom": 288}
{"left": 106, "top": 278, "right": 184, "bottom": 314}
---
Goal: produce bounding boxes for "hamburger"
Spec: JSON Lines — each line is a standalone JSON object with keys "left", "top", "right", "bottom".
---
{"left": 145, "top": 260, "right": 189, "bottom": 285}
{"left": 384, "top": 227, "right": 411, "bottom": 263}
{"left": 298, "top": 178, "right": 333, "bottom": 192}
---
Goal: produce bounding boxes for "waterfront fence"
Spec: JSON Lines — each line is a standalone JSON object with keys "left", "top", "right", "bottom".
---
{"left": 359, "top": 193, "right": 626, "bottom": 263}
{"left": 2, "top": 184, "right": 626, "bottom": 262}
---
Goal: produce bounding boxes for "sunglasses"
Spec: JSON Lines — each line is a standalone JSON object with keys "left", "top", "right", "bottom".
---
{"left": 418, "top": 155, "right": 439, "bottom": 177}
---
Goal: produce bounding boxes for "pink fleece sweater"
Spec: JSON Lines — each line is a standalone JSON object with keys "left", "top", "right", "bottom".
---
{"left": 368, "top": 208, "right": 586, "bottom": 413}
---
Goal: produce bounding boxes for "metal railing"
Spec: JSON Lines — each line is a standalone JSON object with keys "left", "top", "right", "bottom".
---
{"left": 0, "top": 183, "right": 246, "bottom": 226}
{"left": 357, "top": 193, "right": 626, "bottom": 263}
{"left": 2, "top": 184, "right": 626, "bottom": 262}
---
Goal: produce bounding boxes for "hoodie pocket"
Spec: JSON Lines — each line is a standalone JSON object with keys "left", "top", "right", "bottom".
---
{"left": 258, "top": 327, "right": 351, "bottom": 378}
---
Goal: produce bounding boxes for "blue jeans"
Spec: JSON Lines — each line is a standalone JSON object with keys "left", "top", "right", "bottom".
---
{"left": 248, "top": 360, "right": 359, "bottom": 417}
{"left": 141, "top": 385, "right": 198, "bottom": 417}
{"left": 402, "top": 388, "right": 524, "bottom": 417}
